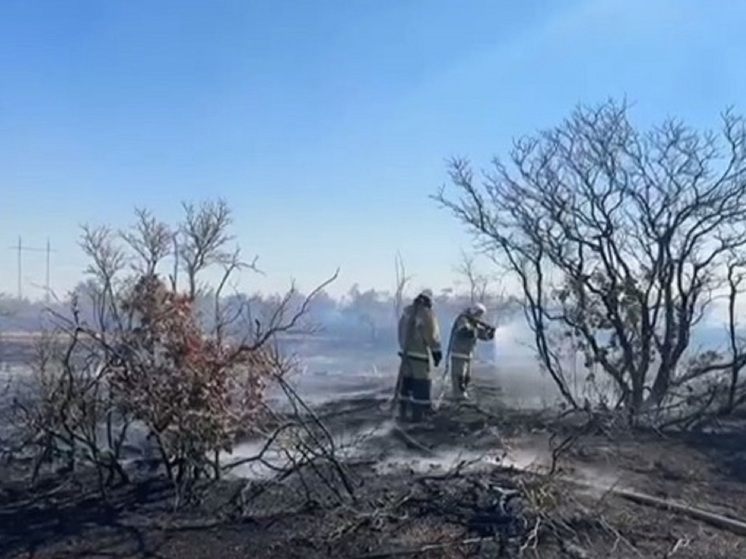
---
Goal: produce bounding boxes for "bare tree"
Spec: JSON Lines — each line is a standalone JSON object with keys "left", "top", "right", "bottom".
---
{"left": 120, "top": 208, "right": 173, "bottom": 277}
{"left": 178, "top": 199, "right": 237, "bottom": 300}
{"left": 454, "top": 250, "right": 491, "bottom": 305}
{"left": 434, "top": 99, "right": 746, "bottom": 422}
{"left": 393, "top": 252, "right": 412, "bottom": 320}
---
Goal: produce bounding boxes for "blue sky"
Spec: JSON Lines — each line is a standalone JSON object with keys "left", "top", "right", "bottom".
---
{"left": 1, "top": 0, "right": 746, "bottom": 300}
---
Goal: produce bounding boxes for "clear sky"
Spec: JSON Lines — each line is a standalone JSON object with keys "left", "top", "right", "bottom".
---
{"left": 2, "top": 0, "right": 745, "bottom": 301}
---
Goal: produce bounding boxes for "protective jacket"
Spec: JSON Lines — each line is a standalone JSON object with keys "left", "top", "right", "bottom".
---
{"left": 398, "top": 303, "right": 441, "bottom": 379}
{"left": 448, "top": 311, "right": 495, "bottom": 398}
{"left": 449, "top": 312, "right": 494, "bottom": 361}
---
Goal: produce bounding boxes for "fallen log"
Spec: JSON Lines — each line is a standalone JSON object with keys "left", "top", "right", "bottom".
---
{"left": 394, "top": 425, "right": 746, "bottom": 538}
{"left": 509, "top": 465, "right": 746, "bottom": 538}
{"left": 594, "top": 484, "right": 746, "bottom": 537}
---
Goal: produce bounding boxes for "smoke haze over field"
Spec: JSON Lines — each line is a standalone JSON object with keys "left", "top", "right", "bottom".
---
{"left": 2, "top": 285, "right": 742, "bottom": 412}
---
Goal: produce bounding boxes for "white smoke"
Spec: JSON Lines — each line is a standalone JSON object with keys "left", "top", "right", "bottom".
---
{"left": 491, "top": 315, "right": 535, "bottom": 360}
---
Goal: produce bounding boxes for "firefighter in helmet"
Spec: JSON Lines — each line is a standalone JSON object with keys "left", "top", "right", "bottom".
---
{"left": 396, "top": 290, "right": 442, "bottom": 422}
{"left": 448, "top": 303, "right": 495, "bottom": 401}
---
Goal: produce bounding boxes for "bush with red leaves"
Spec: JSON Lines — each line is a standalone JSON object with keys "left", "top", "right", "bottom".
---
{"left": 11, "top": 201, "right": 338, "bottom": 499}
{"left": 113, "top": 274, "right": 279, "bottom": 481}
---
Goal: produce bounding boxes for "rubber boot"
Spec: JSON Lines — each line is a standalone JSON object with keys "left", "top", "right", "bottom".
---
{"left": 398, "top": 401, "right": 409, "bottom": 423}
{"left": 422, "top": 379, "right": 434, "bottom": 418}
{"left": 411, "top": 404, "right": 424, "bottom": 423}
{"left": 451, "top": 381, "right": 467, "bottom": 402}
{"left": 459, "top": 378, "right": 470, "bottom": 400}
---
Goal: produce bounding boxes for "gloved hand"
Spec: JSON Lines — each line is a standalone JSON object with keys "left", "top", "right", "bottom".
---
{"left": 432, "top": 350, "right": 442, "bottom": 367}
{"left": 486, "top": 327, "right": 496, "bottom": 340}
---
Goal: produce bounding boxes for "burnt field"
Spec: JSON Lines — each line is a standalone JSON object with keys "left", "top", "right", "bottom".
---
{"left": 1, "top": 360, "right": 746, "bottom": 559}
{"left": 0, "top": 334, "right": 47, "bottom": 366}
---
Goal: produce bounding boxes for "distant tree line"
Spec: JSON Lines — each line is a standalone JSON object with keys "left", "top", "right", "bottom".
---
{"left": 0, "top": 283, "right": 517, "bottom": 349}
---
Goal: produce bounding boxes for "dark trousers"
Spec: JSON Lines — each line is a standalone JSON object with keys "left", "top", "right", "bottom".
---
{"left": 399, "top": 376, "right": 432, "bottom": 422}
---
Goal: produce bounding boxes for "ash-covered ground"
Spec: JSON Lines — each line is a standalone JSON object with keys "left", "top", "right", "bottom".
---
{"left": 2, "top": 346, "right": 746, "bottom": 558}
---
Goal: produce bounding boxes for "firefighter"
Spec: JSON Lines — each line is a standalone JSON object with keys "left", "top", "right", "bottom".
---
{"left": 448, "top": 303, "right": 495, "bottom": 401}
{"left": 396, "top": 290, "right": 442, "bottom": 423}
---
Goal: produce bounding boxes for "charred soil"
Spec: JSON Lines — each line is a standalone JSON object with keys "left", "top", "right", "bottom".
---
{"left": 2, "top": 392, "right": 746, "bottom": 558}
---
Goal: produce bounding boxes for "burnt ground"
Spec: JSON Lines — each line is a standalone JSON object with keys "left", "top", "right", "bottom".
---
{"left": 2, "top": 378, "right": 746, "bottom": 558}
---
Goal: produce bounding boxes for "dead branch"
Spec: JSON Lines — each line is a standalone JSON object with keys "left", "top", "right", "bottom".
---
{"left": 507, "top": 453, "right": 746, "bottom": 539}
{"left": 605, "top": 485, "right": 746, "bottom": 537}
{"left": 241, "top": 269, "right": 340, "bottom": 351}
{"left": 434, "top": 99, "right": 746, "bottom": 424}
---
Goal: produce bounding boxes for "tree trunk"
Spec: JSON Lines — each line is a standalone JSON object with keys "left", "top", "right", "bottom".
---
{"left": 630, "top": 374, "right": 645, "bottom": 419}
{"left": 650, "top": 363, "right": 672, "bottom": 406}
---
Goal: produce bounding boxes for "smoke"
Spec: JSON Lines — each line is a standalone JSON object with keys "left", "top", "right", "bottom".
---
{"left": 225, "top": 418, "right": 399, "bottom": 479}
{"left": 268, "top": 305, "right": 563, "bottom": 410}
{"left": 491, "top": 315, "right": 535, "bottom": 360}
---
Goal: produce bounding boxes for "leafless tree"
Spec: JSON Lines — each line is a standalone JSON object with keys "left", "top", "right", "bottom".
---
{"left": 454, "top": 250, "right": 492, "bottom": 305}
{"left": 120, "top": 208, "right": 173, "bottom": 277}
{"left": 393, "top": 252, "right": 411, "bottom": 320}
{"left": 178, "top": 199, "right": 232, "bottom": 299}
{"left": 434, "top": 99, "right": 746, "bottom": 422}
